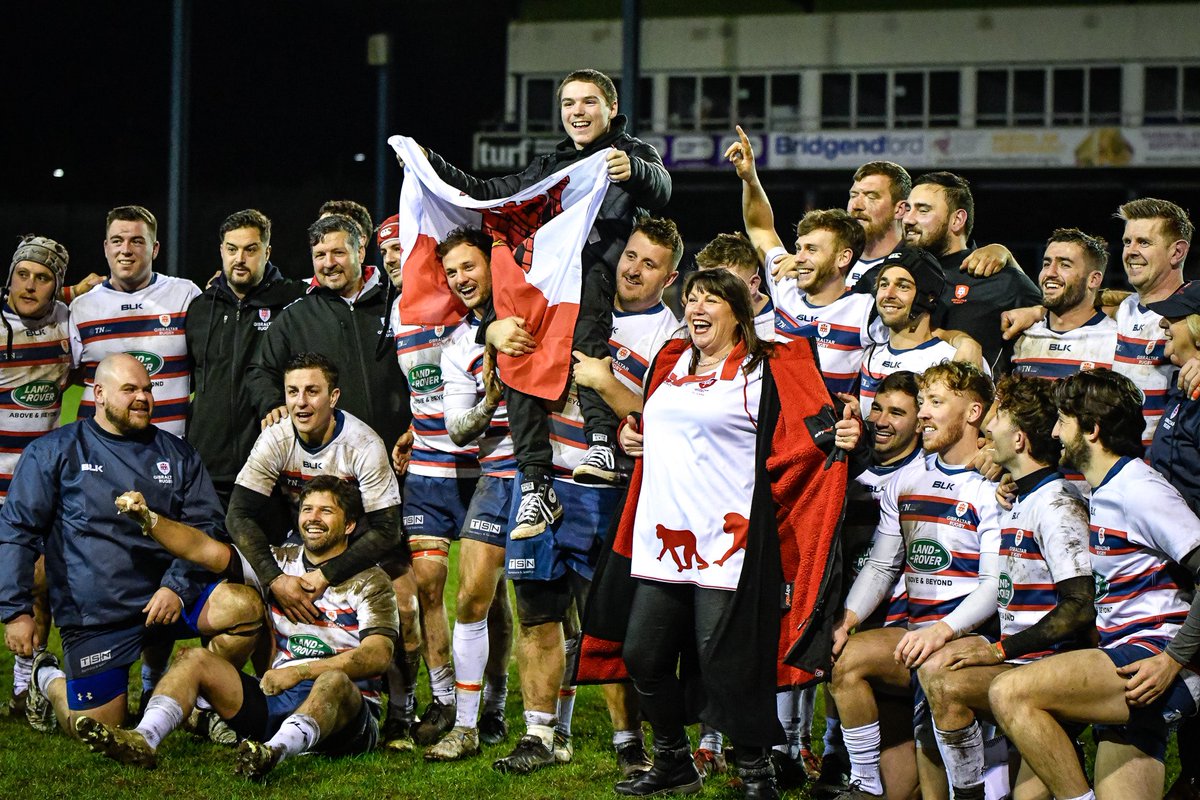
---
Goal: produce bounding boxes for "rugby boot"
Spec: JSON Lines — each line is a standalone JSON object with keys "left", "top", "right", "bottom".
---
{"left": 614, "top": 744, "right": 703, "bottom": 796}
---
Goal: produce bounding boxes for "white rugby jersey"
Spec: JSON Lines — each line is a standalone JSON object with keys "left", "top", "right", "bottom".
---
{"left": 998, "top": 472, "right": 1092, "bottom": 663}
{"left": 766, "top": 246, "right": 880, "bottom": 397}
{"left": 849, "top": 454, "right": 1001, "bottom": 632}
{"left": 1011, "top": 312, "right": 1117, "bottom": 381}
{"left": 391, "top": 300, "right": 480, "bottom": 479}
{"left": 69, "top": 274, "right": 201, "bottom": 437}
{"left": 441, "top": 317, "right": 516, "bottom": 478}
{"left": 549, "top": 302, "right": 679, "bottom": 478}
{"left": 0, "top": 303, "right": 72, "bottom": 502}
{"left": 754, "top": 297, "right": 777, "bottom": 341}
{"left": 849, "top": 254, "right": 886, "bottom": 288}
{"left": 632, "top": 347, "right": 763, "bottom": 590}
{"left": 852, "top": 448, "right": 923, "bottom": 628}
{"left": 233, "top": 543, "right": 399, "bottom": 701}
{"left": 1114, "top": 296, "right": 1171, "bottom": 446}
{"left": 236, "top": 409, "right": 401, "bottom": 515}
{"left": 859, "top": 337, "right": 958, "bottom": 417}
{"left": 1089, "top": 457, "right": 1200, "bottom": 653}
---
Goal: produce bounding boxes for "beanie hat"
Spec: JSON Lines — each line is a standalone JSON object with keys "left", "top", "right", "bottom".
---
{"left": 377, "top": 214, "right": 400, "bottom": 248}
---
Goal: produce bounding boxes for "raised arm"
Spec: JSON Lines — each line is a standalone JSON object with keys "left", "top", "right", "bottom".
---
{"left": 724, "top": 125, "right": 784, "bottom": 263}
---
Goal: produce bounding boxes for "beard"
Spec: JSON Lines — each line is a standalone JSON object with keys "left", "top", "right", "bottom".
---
{"left": 1059, "top": 431, "right": 1091, "bottom": 473}
{"left": 104, "top": 402, "right": 151, "bottom": 435}
{"left": 1042, "top": 277, "right": 1089, "bottom": 314}
{"left": 922, "top": 416, "right": 965, "bottom": 455}
{"left": 906, "top": 220, "right": 952, "bottom": 256}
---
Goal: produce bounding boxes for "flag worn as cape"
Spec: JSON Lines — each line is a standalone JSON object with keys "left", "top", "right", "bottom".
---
{"left": 389, "top": 136, "right": 611, "bottom": 401}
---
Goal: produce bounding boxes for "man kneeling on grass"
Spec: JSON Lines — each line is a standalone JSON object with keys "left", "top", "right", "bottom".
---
{"left": 76, "top": 475, "right": 399, "bottom": 780}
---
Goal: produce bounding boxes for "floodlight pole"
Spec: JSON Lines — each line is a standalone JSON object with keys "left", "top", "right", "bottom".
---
{"left": 369, "top": 33, "right": 392, "bottom": 227}
{"left": 167, "top": 0, "right": 191, "bottom": 277}
{"left": 622, "top": 0, "right": 641, "bottom": 135}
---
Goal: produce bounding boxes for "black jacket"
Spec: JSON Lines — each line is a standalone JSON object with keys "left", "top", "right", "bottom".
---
{"left": 185, "top": 264, "right": 306, "bottom": 485}
{"left": 426, "top": 114, "right": 671, "bottom": 277}
{"left": 246, "top": 271, "right": 410, "bottom": 448}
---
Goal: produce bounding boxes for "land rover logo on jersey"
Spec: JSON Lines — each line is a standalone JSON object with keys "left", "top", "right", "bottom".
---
{"left": 997, "top": 572, "right": 1014, "bottom": 607}
{"left": 407, "top": 364, "right": 443, "bottom": 394}
{"left": 1094, "top": 571, "right": 1109, "bottom": 600}
{"left": 955, "top": 285, "right": 969, "bottom": 300}
{"left": 12, "top": 380, "right": 60, "bottom": 409}
{"left": 159, "top": 314, "right": 172, "bottom": 327}
{"left": 288, "top": 634, "right": 334, "bottom": 659}
{"left": 156, "top": 461, "right": 170, "bottom": 476}
{"left": 955, "top": 501, "right": 969, "bottom": 517}
{"left": 817, "top": 322, "right": 831, "bottom": 337}
{"left": 128, "top": 351, "right": 164, "bottom": 375}
{"left": 259, "top": 308, "right": 271, "bottom": 322}
{"left": 908, "top": 538, "right": 951, "bottom": 572}
{"left": 616, "top": 346, "right": 631, "bottom": 361}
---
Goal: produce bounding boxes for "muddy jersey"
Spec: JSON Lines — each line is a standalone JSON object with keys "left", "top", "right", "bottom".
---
{"left": 441, "top": 316, "right": 516, "bottom": 478}
{"left": 236, "top": 409, "right": 400, "bottom": 515}
{"left": 766, "top": 246, "right": 881, "bottom": 397}
{"left": 1011, "top": 312, "right": 1117, "bottom": 380}
{"left": 231, "top": 543, "right": 399, "bottom": 700}
{"left": 1114, "top": 296, "right": 1171, "bottom": 446}
{"left": 391, "top": 300, "right": 479, "bottom": 479}
{"left": 632, "top": 348, "right": 762, "bottom": 590}
{"left": 859, "top": 338, "right": 958, "bottom": 418}
{"left": 69, "top": 274, "right": 201, "bottom": 437}
{"left": 1089, "top": 456, "right": 1200, "bottom": 653}
{"left": 0, "top": 302, "right": 71, "bottom": 501}
{"left": 998, "top": 473, "right": 1092, "bottom": 663}
{"left": 549, "top": 302, "right": 679, "bottom": 479}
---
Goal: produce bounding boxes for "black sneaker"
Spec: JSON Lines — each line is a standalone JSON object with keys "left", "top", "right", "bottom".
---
{"left": 824, "top": 781, "right": 884, "bottom": 799}
{"left": 811, "top": 750, "right": 850, "bottom": 798}
{"left": 478, "top": 708, "right": 508, "bottom": 745}
{"left": 412, "top": 698, "right": 456, "bottom": 746}
{"left": 615, "top": 745, "right": 703, "bottom": 796}
{"left": 492, "top": 734, "right": 557, "bottom": 774}
{"left": 572, "top": 441, "right": 620, "bottom": 485}
{"left": 769, "top": 749, "right": 807, "bottom": 791}
{"left": 510, "top": 477, "right": 562, "bottom": 540}
{"left": 616, "top": 740, "right": 653, "bottom": 778}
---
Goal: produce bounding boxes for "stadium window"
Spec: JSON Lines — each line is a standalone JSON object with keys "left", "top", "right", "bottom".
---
{"left": 894, "top": 71, "right": 925, "bottom": 129}
{"left": 611, "top": 76, "right": 654, "bottom": 131}
{"left": 1087, "top": 67, "right": 1121, "bottom": 125}
{"left": 1144, "top": 66, "right": 1179, "bottom": 124}
{"left": 1185, "top": 66, "right": 1200, "bottom": 123}
{"left": 769, "top": 74, "right": 802, "bottom": 127}
{"left": 700, "top": 76, "right": 732, "bottom": 131}
{"left": 856, "top": 72, "right": 887, "bottom": 127}
{"left": 928, "top": 71, "right": 960, "bottom": 127}
{"left": 1013, "top": 69, "right": 1047, "bottom": 126}
{"left": 668, "top": 75, "right": 698, "bottom": 129}
{"left": 821, "top": 72, "right": 852, "bottom": 128}
{"left": 737, "top": 75, "right": 766, "bottom": 129}
{"left": 976, "top": 69, "right": 1009, "bottom": 127}
{"left": 525, "top": 78, "right": 556, "bottom": 133}
{"left": 1053, "top": 68, "right": 1085, "bottom": 125}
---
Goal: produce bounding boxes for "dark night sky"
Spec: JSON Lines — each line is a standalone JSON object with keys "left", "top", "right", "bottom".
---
{"left": 6, "top": 0, "right": 514, "bottom": 282}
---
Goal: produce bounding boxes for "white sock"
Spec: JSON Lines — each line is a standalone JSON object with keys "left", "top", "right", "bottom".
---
{"left": 134, "top": 695, "right": 185, "bottom": 750}
{"left": 36, "top": 663, "right": 65, "bottom": 697}
{"left": 934, "top": 721, "right": 984, "bottom": 798}
{"left": 613, "top": 728, "right": 642, "bottom": 748}
{"left": 266, "top": 713, "right": 321, "bottom": 760}
{"left": 1063, "top": 793, "right": 1095, "bottom": 800}
{"left": 481, "top": 673, "right": 508, "bottom": 714}
{"left": 12, "top": 654, "right": 34, "bottom": 695}
{"left": 699, "top": 724, "right": 724, "bottom": 753}
{"left": 428, "top": 663, "right": 456, "bottom": 706}
{"left": 451, "top": 619, "right": 489, "bottom": 728}
{"left": 555, "top": 688, "right": 577, "bottom": 737}
{"left": 842, "top": 721, "right": 883, "bottom": 795}
{"left": 523, "top": 711, "right": 555, "bottom": 748}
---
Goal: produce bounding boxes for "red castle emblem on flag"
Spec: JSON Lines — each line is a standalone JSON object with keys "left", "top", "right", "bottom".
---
{"left": 480, "top": 178, "right": 569, "bottom": 274}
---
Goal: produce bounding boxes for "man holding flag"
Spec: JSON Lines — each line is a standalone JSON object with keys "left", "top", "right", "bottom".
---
{"left": 401, "top": 68, "right": 671, "bottom": 539}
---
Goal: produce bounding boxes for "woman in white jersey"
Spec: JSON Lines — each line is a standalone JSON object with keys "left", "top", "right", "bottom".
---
{"left": 593, "top": 269, "right": 857, "bottom": 800}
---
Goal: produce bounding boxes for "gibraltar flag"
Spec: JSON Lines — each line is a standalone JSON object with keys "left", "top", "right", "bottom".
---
{"left": 389, "top": 136, "right": 610, "bottom": 401}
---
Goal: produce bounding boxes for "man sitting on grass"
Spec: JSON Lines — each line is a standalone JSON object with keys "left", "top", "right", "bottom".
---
{"left": 75, "top": 475, "right": 398, "bottom": 781}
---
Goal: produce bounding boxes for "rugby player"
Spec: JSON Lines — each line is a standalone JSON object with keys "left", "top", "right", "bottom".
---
{"left": 76, "top": 475, "right": 398, "bottom": 780}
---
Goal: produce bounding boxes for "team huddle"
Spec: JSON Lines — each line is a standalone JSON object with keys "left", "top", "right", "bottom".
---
{"left": 0, "top": 67, "right": 1198, "bottom": 800}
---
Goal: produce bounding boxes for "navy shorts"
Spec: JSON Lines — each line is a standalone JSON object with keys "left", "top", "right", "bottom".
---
{"left": 62, "top": 581, "right": 219, "bottom": 711}
{"left": 461, "top": 475, "right": 513, "bottom": 547}
{"left": 1093, "top": 644, "right": 1200, "bottom": 761}
{"left": 504, "top": 474, "right": 619, "bottom": 582}
{"left": 402, "top": 474, "right": 476, "bottom": 541}
{"left": 225, "top": 672, "right": 379, "bottom": 755}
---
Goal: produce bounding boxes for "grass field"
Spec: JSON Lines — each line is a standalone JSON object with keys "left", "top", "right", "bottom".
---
{"left": 0, "top": 388, "right": 1180, "bottom": 798}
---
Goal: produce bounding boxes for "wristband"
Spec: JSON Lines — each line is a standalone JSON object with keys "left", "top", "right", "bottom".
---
{"left": 139, "top": 511, "right": 159, "bottom": 536}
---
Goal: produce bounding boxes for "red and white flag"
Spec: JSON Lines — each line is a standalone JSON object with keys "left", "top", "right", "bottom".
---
{"left": 389, "top": 135, "right": 610, "bottom": 401}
